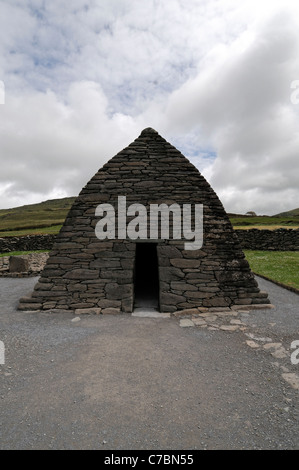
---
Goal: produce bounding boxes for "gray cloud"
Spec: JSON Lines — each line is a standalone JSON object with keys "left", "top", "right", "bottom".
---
{"left": 163, "top": 8, "right": 299, "bottom": 214}
{"left": 0, "top": 0, "right": 298, "bottom": 214}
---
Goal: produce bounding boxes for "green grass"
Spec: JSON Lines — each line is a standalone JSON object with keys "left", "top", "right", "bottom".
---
{"left": 0, "top": 197, "right": 74, "bottom": 235}
{"left": 1, "top": 219, "right": 298, "bottom": 237}
{"left": 234, "top": 224, "right": 299, "bottom": 230}
{"left": 244, "top": 250, "right": 299, "bottom": 290}
{"left": 0, "top": 197, "right": 298, "bottom": 237}
{"left": 0, "top": 224, "right": 63, "bottom": 237}
{"left": 230, "top": 215, "right": 299, "bottom": 227}
{"left": 0, "top": 250, "right": 49, "bottom": 258}
{"left": 274, "top": 207, "right": 299, "bottom": 217}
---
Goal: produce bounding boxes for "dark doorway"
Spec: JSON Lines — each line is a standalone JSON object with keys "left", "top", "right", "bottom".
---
{"left": 134, "top": 243, "right": 159, "bottom": 310}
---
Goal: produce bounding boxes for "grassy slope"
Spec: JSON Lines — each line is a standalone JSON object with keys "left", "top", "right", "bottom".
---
{"left": 0, "top": 197, "right": 75, "bottom": 235}
{"left": 230, "top": 215, "right": 299, "bottom": 228}
{"left": 0, "top": 198, "right": 298, "bottom": 236}
{"left": 0, "top": 250, "right": 49, "bottom": 257}
{"left": 274, "top": 208, "right": 299, "bottom": 217}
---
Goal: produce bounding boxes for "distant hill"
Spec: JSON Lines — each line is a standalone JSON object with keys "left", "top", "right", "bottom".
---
{"left": 0, "top": 198, "right": 298, "bottom": 236}
{"left": 273, "top": 208, "right": 299, "bottom": 217}
{"left": 0, "top": 197, "right": 75, "bottom": 232}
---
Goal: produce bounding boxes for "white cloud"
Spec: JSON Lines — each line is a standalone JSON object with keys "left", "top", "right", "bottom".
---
{"left": 162, "top": 7, "right": 299, "bottom": 214}
{"left": 0, "top": 81, "right": 140, "bottom": 208}
{"left": 0, "top": 0, "right": 299, "bottom": 214}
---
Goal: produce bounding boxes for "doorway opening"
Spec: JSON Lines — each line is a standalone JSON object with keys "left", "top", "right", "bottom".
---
{"left": 134, "top": 243, "right": 159, "bottom": 310}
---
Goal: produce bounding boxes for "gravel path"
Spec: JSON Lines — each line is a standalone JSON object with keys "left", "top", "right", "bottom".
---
{"left": 0, "top": 275, "right": 298, "bottom": 450}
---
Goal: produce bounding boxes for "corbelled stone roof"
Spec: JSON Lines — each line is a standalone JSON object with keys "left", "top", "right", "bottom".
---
{"left": 18, "top": 128, "right": 271, "bottom": 313}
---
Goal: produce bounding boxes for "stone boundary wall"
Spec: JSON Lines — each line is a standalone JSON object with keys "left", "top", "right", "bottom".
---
{"left": 0, "top": 229, "right": 298, "bottom": 254}
{"left": 0, "top": 234, "right": 56, "bottom": 253}
{"left": 236, "top": 228, "right": 299, "bottom": 251}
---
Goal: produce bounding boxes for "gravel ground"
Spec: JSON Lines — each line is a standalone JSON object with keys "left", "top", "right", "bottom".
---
{"left": 0, "top": 275, "right": 298, "bottom": 450}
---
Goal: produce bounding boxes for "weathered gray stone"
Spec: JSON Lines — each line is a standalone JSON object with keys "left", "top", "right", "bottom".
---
{"left": 158, "top": 246, "right": 183, "bottom": 258}
{"left": 160, "top": 292, "right": 186, "bottom": 305}
{"left": 75, "top": 307, "right": 102, "bottom": 315}
{"left": 90, "top": 259, "right": 121, "bottom": 268}
{"left": 203, "top": 297, "right": 230, "bottom": 307}
{"left": 101, "top": 307, "right": 121, "bottom": 315}
{"left": 100, "top": 269, "right": 133, "bottom": 280}
{"left": 170, "top": 259, "right": 201, "bottom": 269}
{"left": 9, "top": 256, "right": 29, "bottom": 273}
{"left": 159, "top": 267, "right": 184, "bottom": 281}
{"left": 188, "top": 291, "right": 214, "bottom": 298}
{"left": 173, "top": 308, "right": 199, "bottom": 317}
{"left": 97, "top": 299, "right": 121, "bottom": 308}
{"left": 179, "top": 319, "right": 194, "bottom": 327}
{"left": 18, "top": 302, "right": 42, "bottom": 310}
{"left": 42, "top": 302, "right": 57, "bottom": 310}
{"left": 105, "top": 283, "right": 133, "bottom": 299}
{"left": 63, "top": 269, "right": 99, "bottom": 280}
{"left": 170, "top": 282, "right": 198, "bottom": 291}
{"left": 18, "top": 127, "right": 270, "bottom": 313}
{"left": 70, "top": 302, "right": 95, "bottom": 309}
{"left": 34, "top": 282, "right": 54, "bottom": 291}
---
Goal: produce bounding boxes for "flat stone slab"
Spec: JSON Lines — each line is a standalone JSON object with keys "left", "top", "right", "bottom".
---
{"left": 179, "top": 319, "right": 194, "bottom": 327}
{"left": 132, "top": 309, "right": 170, "bottom": 318}
{"left": 281, "top": 373, "right": 299, "bottom": 390}
{"left": 192, "top": 317, "right": 207, "bottom": 326}
{"left": 220, "top": 325, "right": 240, "bottom": 331}
{"left": 75, "top": 307, "right": 102, "bottom": 315}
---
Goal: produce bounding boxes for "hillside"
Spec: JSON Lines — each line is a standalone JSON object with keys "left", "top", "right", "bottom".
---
{"left": 0, "top": 198, "right": 298, "bottom": 236}
{"left": 274, "top": 208, "right": 299, "bottom": 217}
{"left": 0, "top": 197, "right": 75, "bottom": 234}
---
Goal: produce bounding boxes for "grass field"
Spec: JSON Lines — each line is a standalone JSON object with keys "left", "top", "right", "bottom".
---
{"left": 0, "top": 250, "right": 49, "bottom": 258}
{"left": 0, "top": 198, "right": 298, "bottom": 237}
{"left": 234, "top": 225, "right": 299, "bottom": 230}
{"left": 0, "top": 225, "right": 63, "bottom": 237}
{"left": 0, "top": 197, "right": 74, "bottom": 236}
{"left": 230, "top": 216, "right": 299, "bottom": 229}
{"left": 1, "top": 222, "right": 298, "bottom": 237}
{"left": 244, "top": 250, "right": 299, "bottom": 290}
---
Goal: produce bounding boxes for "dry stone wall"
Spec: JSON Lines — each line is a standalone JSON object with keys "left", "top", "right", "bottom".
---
{"left": 1, "top": 229, "right": 298, "bottom": 255}
{"left": 18, "top": 128, "right": 271, "bottom": 313}
{"left": 237, "top": 228, "right": 299, "bottom": 251}
{"left": 0, "top": 234, "right": 55, "bottom": 253}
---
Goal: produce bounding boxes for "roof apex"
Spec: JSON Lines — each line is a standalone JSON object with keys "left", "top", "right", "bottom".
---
{"left": 140, "top": 127, "right": 159, "bottom": 136}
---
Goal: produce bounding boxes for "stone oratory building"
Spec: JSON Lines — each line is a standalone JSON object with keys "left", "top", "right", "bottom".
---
{"left": 19, "top": 128, "right": 270, "bottom": 314}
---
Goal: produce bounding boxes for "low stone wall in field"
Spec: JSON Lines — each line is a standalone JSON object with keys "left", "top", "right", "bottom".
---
{"left": 236, "top": 228, "right": 299, "bottom": 251}
{"left": 0, "top": 229, "right": 298, "bottom": 255}
{"left": 0, "top": 234, "right": 56, "bottom": 253}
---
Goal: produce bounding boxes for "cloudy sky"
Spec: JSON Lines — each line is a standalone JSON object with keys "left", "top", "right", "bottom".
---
{"left": 0, "top": 0, "right": 299, "bottom": 214}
